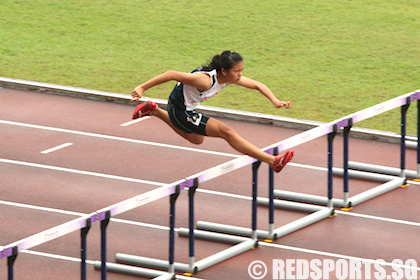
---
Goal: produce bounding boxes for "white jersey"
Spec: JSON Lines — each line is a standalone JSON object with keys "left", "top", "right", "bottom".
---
{"left": 169, "top": 68, "right": 228, "bottom": 111}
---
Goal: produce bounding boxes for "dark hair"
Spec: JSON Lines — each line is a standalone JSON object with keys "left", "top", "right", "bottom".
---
{"left": 201, "top": 50, "right": 243, "bottom": 73}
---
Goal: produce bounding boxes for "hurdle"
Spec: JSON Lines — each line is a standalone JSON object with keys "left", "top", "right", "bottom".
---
{"left": 333, "top": 92, "right": 417, "bottom": 208}
{"left": 342, "top": 92, "right": 420, "bottom": 181}
{"left": 274, "top": 90, "right": 420, "bottom": 209}
{"left": 93, "top": 179, "right": 187, "bottom": 280}
{"left": 185, "top": 119, "right": 341, "bottom": 244}
{"left": 113, "top": 154, "right": 260, "bottom": 276}
{"left": 114, "top": 119, "right": 351, "bottom": 276}
{"left": 1, "top": 179, "right": 195, "bottom": 279}
{"left": 2, "top": 213, "right": 96, "bottom": 280}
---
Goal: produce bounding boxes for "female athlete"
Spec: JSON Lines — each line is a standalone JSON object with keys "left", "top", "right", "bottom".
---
{"left": 131, "top": 50, "right": 293, "bottom": 172}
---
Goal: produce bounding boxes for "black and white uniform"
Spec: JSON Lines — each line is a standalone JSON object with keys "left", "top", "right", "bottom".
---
{"left": 168, "top": 68, "right": 228, "bottom": 135}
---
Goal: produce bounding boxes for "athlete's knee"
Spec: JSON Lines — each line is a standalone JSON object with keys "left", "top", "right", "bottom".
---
{"left": 217, "top": 124, "right": 236, "bottom": 139}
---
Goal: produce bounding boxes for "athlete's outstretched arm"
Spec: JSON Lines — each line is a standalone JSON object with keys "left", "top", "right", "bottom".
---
{"left": 131, "top": 71, "right": 211, "bottom": 102}
{"left": 235, "top": 76, "right": 291, "bottom": 109}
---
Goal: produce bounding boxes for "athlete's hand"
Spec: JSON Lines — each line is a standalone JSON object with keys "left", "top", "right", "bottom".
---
{"left": 131, "top": 86, "right": 144, "bottom": 102}
{"left": 273, "top": 99, "right": 291, "bottom": 109}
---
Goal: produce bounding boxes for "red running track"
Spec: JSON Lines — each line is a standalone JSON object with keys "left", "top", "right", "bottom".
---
{"left": 0, "top": 87, "right": 419, "bottom": 280}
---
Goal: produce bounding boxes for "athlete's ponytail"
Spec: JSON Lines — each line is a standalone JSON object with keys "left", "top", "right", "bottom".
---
{"left": 201, "top": 51, "right": 243, "bottom": 73}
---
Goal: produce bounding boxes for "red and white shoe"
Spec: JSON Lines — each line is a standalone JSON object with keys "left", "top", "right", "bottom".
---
{"left": 132, "top": 101, "right": 157, "bottom": 119}
{"left": 271, "top": 150, "right": 294, "bottom": 173}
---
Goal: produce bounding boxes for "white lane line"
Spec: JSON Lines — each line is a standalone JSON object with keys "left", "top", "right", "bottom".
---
{"left": 0, "top": 200, "right": 85, "bottom": 216}
{"left": 21, "top": 250, "right": 206, "bottom": 280}
{"left": 337, "top": 210, "right": 420, "bottom": 227}
{"left": 111, "top": 218, "right": 170, "bottom": 231}
{"left": 408, "top": 180, "right": 420, "bottom": 185}
{"left": 22, "top": 249, "right": 96, "bottom": 264}
{"left": 288, "top": 162, "right": 328, "bottom": 172}
{"left": 197, "top": 189, "right": 252, "bottom": 201}
{"left": 121, "top": 116, "right": 150, "bottom": 127}
{"left": 0, "top": 158, "right": 163, "bottom": 186}
{"left": 0, "top": 199, "right": 169, "bottom": 231}
{"left": 41, "top": 143, "right": 73, "bottom": 154}
{"left": 0, "top": 119, "right": 239, "bottom": 158}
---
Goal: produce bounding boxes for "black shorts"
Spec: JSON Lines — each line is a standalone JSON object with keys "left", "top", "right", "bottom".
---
{"left": 167, "top": 99, "right": 210, "bottom": 136}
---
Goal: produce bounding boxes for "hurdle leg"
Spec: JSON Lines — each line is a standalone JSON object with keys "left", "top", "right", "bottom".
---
{"left": 417, "top": 97, "right": 420, "bottom": 176}
{"left": 187, "top": 179, "right": 198, "bottom": 275}
{"left": 7, "top": 246, "right": 18, "bottom": 280}
{"left": 100, "top": 211, "right": 111, "bottom": 280}
{"left": 267, "top": 148, "right": 277, "bottom": 241}
{"left": 168, "top": 185, "right": 180, "bottom": 276}
{"left": 80, "top": 217, "right": 91, "bottom": 280}
{"left": 252, "top": 161, "right": 262, "bottom": 241}
{"left": 401, "top": 97, "right": 410, "bottom": 178}
{"left": 343, "top": 119, "right": 353, "bottom": 209}
{"left": 327, "top": 124, "right": 337, "bottom": 209}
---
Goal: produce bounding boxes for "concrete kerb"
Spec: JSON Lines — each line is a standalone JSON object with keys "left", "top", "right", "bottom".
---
{"left": 0, "top": 76, "right": 415, "bottom": 144}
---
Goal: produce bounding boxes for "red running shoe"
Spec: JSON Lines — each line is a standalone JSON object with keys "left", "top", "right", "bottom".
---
{"left": 132, "top": 101, "right": 157, "bottom": 119}
{"left": 271, "top": 150, "right": 294, "bottom": 173}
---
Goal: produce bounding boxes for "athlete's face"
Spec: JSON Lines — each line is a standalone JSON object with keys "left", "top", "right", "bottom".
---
{"left": 224, "top": 61, "right": 244, "bottom": 83}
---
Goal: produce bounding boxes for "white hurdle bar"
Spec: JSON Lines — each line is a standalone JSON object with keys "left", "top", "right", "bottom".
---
{"left": 270, "top": 190, "right": 346, "bottom": 209}
{"left": 349, "top": 177, "right": 406, "bottom": 207}
{"left": 348, "top": 161, "right": 420, "bottom": 180}
{"left": 193, "top": 206, "right": 333, "bottom": 240}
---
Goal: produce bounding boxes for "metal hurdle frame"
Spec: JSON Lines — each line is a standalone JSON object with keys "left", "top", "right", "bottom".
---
{"left": 340, "top": 95, "right": 420, "bottom": 182}
{"left": 274, "top": 90, "right": 420, "bottom": 210}
{"left": 3, "top": 213, "right": 96, "bottom": 280}
{"left": 196, "top": 90, "right": 420, "bottom": 246}
{"left": 93, "top": 180, "right": 187, "bottom": 280}
{"left": 1, "top": 180, "right": 189, "bottom": 280}
{"left": 189, "top": 119, "right": 341, "bottom": 244}
{"left": 112, "top": 119, "right": 353, "bottom": 276}
{"left": 107, "top": 120, "right": 341, "bottom": 280}
{"left": 113, "top": 153, "right": 260, "bottom": 276}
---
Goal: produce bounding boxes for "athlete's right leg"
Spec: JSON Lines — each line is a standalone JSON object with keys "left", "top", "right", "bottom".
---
{"left": 132, "top": 101, "right": 204, "bottom": 144}
{"left": 205, "top": 117, "right": 293, "bottom": 172}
